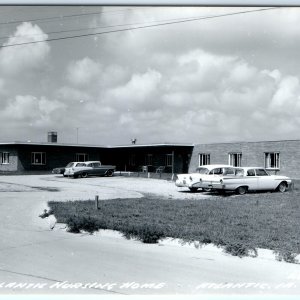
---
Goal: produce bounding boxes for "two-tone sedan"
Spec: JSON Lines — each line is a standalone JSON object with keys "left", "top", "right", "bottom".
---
{"left": 175, "top": 164, "right": 233, "bottom": 192}
{"left": 199, "top": 167, "right": 292, "bottom": 195}
{"left": 64, "top": 161, "right": 116, "bottom": 178}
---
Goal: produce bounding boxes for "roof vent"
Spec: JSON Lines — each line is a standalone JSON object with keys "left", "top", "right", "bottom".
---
{"left": 48, "top": 131, "right": 57, "bottom": 143}
{"left": 131, "top": 138, "right": 137, "bottom": 144}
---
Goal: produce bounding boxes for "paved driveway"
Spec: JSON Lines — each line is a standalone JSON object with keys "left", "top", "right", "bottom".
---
{"left": 0, "top": 175, "right": 300, "bottom": 295}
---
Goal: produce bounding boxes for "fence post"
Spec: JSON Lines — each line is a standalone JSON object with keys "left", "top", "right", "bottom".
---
{"left": 95, "top": 195, "right": 99, "bottom": 210}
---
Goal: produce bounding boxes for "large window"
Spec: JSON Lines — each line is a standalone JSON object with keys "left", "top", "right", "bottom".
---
{"left": 229, "top": 153, "right": 242, "bottom": 167}
{"left": 76, "top": 153, "right": 89, "bottom": 162}
{"left": 165, "top": 154, "right": 173, "bottom": 166}
{"left": 265, "top": 152, "right": 280, "bottom": 169}
{"left": 199, "top": 153, "right": 210, "bottom": 166}
{"left": 31, "top": 152, "right": 46, "bottom": 165}
{"left": 1, "top": 152, "right": 10, "bottom": 164}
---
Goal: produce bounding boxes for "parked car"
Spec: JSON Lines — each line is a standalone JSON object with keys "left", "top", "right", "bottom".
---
{"left": 52, "top": 162, "right": 85, "bottom": 176}
{"left": 175, "top": 164, "right": 233, "bottom": 192}
{"left": 52, "top": 166, "right": 66, "bottom": 175}
{"left": 64, "top": 161, "right": 116, "bottom": 178}
{"left": 199, "top": 167, "right": 292, "bottom": 194}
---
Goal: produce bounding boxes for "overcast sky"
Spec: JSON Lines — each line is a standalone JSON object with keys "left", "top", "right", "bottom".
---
{"left": 0, "top": 5, "right": 300, "bottom": 145}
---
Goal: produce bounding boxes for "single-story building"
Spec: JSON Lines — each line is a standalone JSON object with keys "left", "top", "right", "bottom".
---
{"left": 190, "top": 139, "right": 300, "bottom": 178}
{"left": 1, "top": 133, "right": 300, "bottom": 178}
{"left": 0, "top": 138, "right": 193, "bottom": 174}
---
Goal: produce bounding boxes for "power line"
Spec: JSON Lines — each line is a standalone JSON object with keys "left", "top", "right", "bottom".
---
{"left": 0, "top": 8, "right": 134, "bottom": 26}
{"left": 0, "top": 14, "right": 220, "bottom": 41}
{"left": 0, "top": 7, "right": 280, "bottom": 49}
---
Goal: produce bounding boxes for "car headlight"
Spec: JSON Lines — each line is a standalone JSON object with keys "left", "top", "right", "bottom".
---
{"left": 220, "top": 179, "right": 223, "bottom": 184}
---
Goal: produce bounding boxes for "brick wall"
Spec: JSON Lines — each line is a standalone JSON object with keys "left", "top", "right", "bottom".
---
{"left": 0, "top": 147, "right": 18, "bottom": 172}
{"left": 190, "top": 140, "right": 300, "bottom": 178}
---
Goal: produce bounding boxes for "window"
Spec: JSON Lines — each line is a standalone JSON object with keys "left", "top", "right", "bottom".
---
{"left": 209, "top": 168, "right": 223, "bottom": 175}
{"left": 265, "top": 152, "right": 280, "bottom": 169}
{"left": 223, "top": 167, "right": 235, "bottom": 175}
{"left": 229, "top": 153, "right": 242, "bottom": 167}
{"left": 76, "top": 153, "right": 88, "bottom": 162}
{"left": 235, "top": 168, "right": 244, "bottom": 176}
{"left": 165, "top": 154, "right": 172, "bottom": 166}
{"left": 31, "top": 152, "right": 46, "bottom": 165}
{"left": 145, "top": 154, "right": 153, "bottom": 166}
{"left": 1, "top": 152, "right": 10, "bottom": 164}
{"left": 247, "top": 169, "right": 255, "bottom": 176}
{"left": 199, "top": 153, "right": 210, "bottom": 166}
{"left": 196, "top": 167, "right": 209, "bottom": 174}
{"left": 256, "top": 168, "right": 269, "bottom": 176}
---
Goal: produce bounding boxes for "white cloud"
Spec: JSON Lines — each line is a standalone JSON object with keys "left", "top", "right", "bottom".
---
{"left": 104, "top": 69, "right": 162, "bottom": 109}
{"left": 0, "top": 22, "right": 50, "bottom": 75}
{"left": 66, "top": 57, "right": 102, "bottom": 87}
{"left": 270, "top": 76, "right": 300, "bottom": 114}
{"left": 2, "top": 95, "right": 66, "bottom": 125}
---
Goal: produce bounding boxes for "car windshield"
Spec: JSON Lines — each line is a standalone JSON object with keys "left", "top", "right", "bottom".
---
{"left": 66, "top": 162, "right": 74, "bottom": 167}
{"left": 196, "top": 167, "right": 209, "bottom": 174}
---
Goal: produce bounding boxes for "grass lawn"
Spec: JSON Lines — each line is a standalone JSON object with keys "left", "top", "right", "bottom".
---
{"left": 48, "top": 188, "right": 300, "bottom": 262}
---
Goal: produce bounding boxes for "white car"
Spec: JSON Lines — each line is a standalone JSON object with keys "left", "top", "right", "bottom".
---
{"left": 199, "top": 167, "right": 292, "bottom": 195}
{"left": 175, "top": 164, "right": 233, "bottom": 192}
{"left": 64, "top": 161, "right": 87, "bottom": 177}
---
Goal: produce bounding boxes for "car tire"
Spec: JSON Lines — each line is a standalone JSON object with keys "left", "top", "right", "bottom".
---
{"left": 189, "top": 187, "right": 198, "bottom": 192}
{"left": 277, "top": 182, "right": 287, "bottom": 193}
{"left": 236, "top": 186, "right": 247, "bottom": 195}
{"left": 106, "top": 170, "right": 113, "bottom": 177}
{"left": 81, "top": 172, "right": 88, "bottom": 178}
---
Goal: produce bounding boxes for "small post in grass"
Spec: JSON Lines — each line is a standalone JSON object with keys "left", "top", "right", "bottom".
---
{"left": 95, "top": 195, "right": 99, "bottom": 210}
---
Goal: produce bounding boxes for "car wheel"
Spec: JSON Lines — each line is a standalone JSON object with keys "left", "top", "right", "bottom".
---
{"left": 189, "top": 187, "right": 198, "bottom": 192}
{"left": 236, "top": 186, "right": 247, "bottom": 195}
{"left": 277, "top": 182, "right": 287, "bottom": 193}
{"left": 81, "top": 172, "right": 88, "bottom": 178}
{"left": 106, "top": 170, "right": 113, "bottom": 177}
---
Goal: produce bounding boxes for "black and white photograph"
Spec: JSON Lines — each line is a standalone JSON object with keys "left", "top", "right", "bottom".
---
{"left": 0, "top": 0, "right": 300, "bottom": 297}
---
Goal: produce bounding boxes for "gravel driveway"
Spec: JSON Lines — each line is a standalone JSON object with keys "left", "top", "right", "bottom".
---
{"left": 0, "top": 174, "right": 211, "bottom": 202}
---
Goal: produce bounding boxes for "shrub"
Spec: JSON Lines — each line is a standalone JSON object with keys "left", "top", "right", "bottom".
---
{"left": 275, "top": 251, "right": 299, "bottom": 264}
{"left": 224, "top": 243, "right": 249, "bottom": 257}
{"left": 66, "top": 216, "right": 98, "bottom": 234}
{"left": 122, "top": 224, "right": 165, "bottom": 244}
